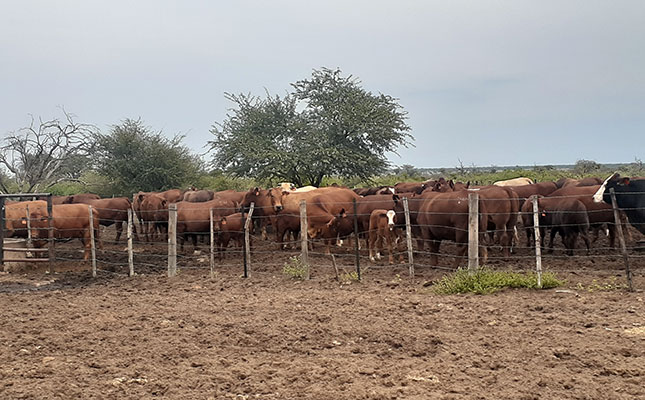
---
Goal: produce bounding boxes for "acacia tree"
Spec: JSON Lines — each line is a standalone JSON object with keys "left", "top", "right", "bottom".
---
{"left": 94, "top": 119, "right": 202, "bottom": 196}
{"left": 209, "top": 68, "right": 412, "bottom": 187}
{"left": 0, "top": 111, "right": 95, "bottom": 193}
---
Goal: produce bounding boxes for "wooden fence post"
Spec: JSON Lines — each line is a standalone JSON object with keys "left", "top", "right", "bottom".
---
{"left": 209, "top": 208, "right": 215, "bottom": 279}
{"left": 299, "top": 200, "right": 309, "bottom": 280}
{"left": 168, "top": 203, "right": 177, "bottom": 277}
{"left": 353, "top": 198, "right": 361, "bottom": 281}
{"left": 468, "top": 191, "right": 479, "bottom": 271}
{"left": 25, "top": 205, "right": 33, "bottom": 258}
{"left": 47, "top": 196, "right": 54, "bottom": 273}
{"left": 532, "top": 196, "right": 543, "bottom": 289}
{"left": 89, "top": 206, "right": 97, "bottom": 278}
{"left": 127, "top": 208, "right": 134, "bottom": 276}
{"left": 25, "top": 205, "right": 32, "bottom": 247}
{"left": 609, "top": 188, "right": 633, "bottom": 292}
{"left": 402, "top": 197, "right": 414, "bottom": 277}
{"left": 0, "top": 197, "right": 5, "bottom": 267}
{"left": 245, "top": 203, "right": 255, "bottom": 278}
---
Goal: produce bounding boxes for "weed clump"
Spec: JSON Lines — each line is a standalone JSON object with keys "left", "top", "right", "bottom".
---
{"left": 282, "top": 256, "right": 308, "bottom": 280}
{"left": 433, "top": 268, "right": 564, "bottom": 295}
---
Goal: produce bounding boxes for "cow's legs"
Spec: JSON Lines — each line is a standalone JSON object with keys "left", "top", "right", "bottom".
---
{"left": 115, "top": 221, "right": 123, "bottom": 242}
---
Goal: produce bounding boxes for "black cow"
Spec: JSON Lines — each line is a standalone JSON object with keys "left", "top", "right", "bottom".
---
{"left": 594, "top": 174, "right": 645, "bottom": 235}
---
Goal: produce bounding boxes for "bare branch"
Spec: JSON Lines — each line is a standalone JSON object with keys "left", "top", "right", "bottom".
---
{"left": 0, "top": 111, "right": 96, "bottom": 193}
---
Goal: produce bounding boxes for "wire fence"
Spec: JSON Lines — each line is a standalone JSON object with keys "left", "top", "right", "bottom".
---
{"left": 1, "top": 188, "right": 644, "bottom": 289}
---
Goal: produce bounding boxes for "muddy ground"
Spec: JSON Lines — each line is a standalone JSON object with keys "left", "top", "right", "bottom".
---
{"left": 1, "top": 226, "right": 644, "bottom": 399}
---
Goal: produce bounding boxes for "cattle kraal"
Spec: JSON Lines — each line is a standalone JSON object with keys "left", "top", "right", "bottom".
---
{"left": 1, "top": 182, "right": 643, "bottom": 293}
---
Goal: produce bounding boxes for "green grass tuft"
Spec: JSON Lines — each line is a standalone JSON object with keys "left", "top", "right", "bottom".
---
{"left": 433, "top": 268, "right": 564, "bottom": 295}
{"left": 282, "top": 256, "right": 309, "bottom": 280}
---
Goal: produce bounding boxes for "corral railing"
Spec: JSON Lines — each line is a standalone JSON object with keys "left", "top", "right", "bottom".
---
{"left": 0, "top": 193, "right": 54, "bottom": 272}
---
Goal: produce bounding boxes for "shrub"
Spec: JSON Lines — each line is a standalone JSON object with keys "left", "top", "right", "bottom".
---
{"left": 433, "top": 268, "right": 564, "bottom": 295}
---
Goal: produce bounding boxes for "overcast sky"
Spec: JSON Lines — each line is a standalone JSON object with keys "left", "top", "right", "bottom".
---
{"left": 1, "top": 1, "right": 643, "bottom": 168}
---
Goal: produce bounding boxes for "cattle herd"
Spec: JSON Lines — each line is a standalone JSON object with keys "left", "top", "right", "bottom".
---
{"left": 2, "top": 173, "right": 644, "bottom": 270}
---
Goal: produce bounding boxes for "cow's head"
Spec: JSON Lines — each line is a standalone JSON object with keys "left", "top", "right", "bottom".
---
{"left": 21, "top": 211, "right": 48, "bottom": 243}
{"left": 433, "top": 181, "right": 451, "bottom": 192}
{"left": 385, "top": 210, "right": 396, "bottom": 231}
{"left": 213, "top": 216, "right": 227, "bottom": 232}
{"left": 308, "top": 209, "right": 347, "bottom": 239}
{"left": 267, "top": 187, "right": 285, "bottom": 212}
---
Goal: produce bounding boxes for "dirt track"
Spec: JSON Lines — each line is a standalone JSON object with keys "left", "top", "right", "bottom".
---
{"left": 1, "top": 226, "right": 645, "bottom": 399}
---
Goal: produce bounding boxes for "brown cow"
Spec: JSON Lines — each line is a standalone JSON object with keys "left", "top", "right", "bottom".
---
{"left": 394, "top": 181, "right": 426, "bottom": 195}
{"left": 63, "top": 193, "right": 101, "bottom": 204}
{"left": 307, "top": 207, "right": 350, "bottom": 253}
{"left": 555, "top": 177, "right": 578, "bottom": 188}
{"left": 355, "top": 194, "right": 401, "bottom": 237}
{"left": 176, "top": 199, "right": 238, "bottom": 252}
{"left": 353, "top": 186, "right": 395, "bottom": 196}
{"left": 68, "top": 197, "right": 136, "bottom": 241}
{"left": 507, "top": 182, "right": 558, "bottom": 202}
{"left": 368, "top": 209, "right": 402, "bottom": 265}
{"left": 393, "top": 191, "right": 443, "bottom": 251}
{"left": 268, "top": 187, "right": 359, "bottom": 249}
{"left": 140, "top": 195, "right": 168, "bottom": 241}
{"left": 28, "top": 204, "right": 101, "bottom": 260}
{"left": 159, "top": 189, "right": 186, "bottom": 203}
{"left": 424, "top": 179, "right": 469, "bottom": 193}
{"left": 213, "top": 190, "right": 245, "bottom": 205}
{"left": 239, "top": 187, "right": 280, "bottom": 240}
{"left": 51, "top": 196, "right": 70, "bottom": 205}
{"left": 213, "top": 212, "right": 246, "bottom": 259}
{"left": 576, "top": 177, "right": 603, "bottom": 187}
{"left": 133, "top": 189, "right": 186, "bottom": 229}
{"left": 183, "top": 190, "right": 214, "bottom": 202}
{"left": 4, "top": 200, "right": 48, "bottom": 238}
{"left": 417, "top": 191, "right": 488, "bottom": 267}
{"left": 477, "top": 186, "right": 520, "bottom": 257}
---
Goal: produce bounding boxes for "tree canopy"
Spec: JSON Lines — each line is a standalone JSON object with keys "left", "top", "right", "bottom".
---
{"left": 209, "top": 68, "right": 412, "bottom": 187}
{"left": 94, "top": 119, "right": 202, "bottom": 195}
